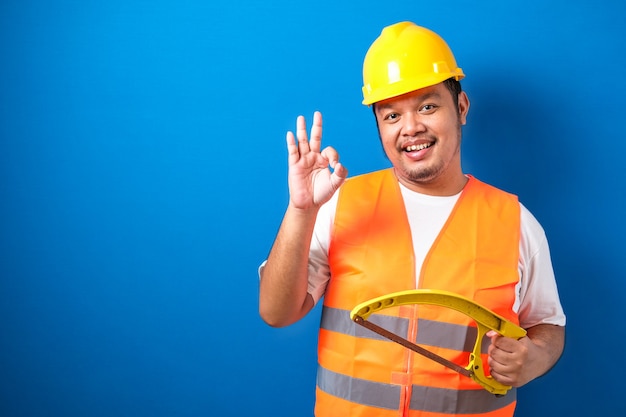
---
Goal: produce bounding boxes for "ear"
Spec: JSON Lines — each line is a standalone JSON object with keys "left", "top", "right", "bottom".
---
{"left": 458, "top": 91, "right": 470, "bottom": 125}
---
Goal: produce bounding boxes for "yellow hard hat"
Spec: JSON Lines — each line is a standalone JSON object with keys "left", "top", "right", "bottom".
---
{"left": 361, "top": 22, "right": 465, "bottom": 105}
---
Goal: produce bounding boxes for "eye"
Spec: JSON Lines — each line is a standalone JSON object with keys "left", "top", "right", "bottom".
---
{"left": 383, "top": 112, "right": 400, "bottom": 122}
{"left": 419, "top": 104, "right": 438, "bottom": 114}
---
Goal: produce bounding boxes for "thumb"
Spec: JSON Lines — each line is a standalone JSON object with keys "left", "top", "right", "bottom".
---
{"left": 330, "top": 162, "right": 347, "bottom": 190}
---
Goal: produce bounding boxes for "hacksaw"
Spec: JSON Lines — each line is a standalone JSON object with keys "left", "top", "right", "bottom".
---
{"left": 350, "top": 289, "right": 527, "bottom": 395}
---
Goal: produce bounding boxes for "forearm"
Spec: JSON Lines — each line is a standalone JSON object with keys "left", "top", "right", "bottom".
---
{"left": 259, "top": 204, "right": 319, "bottom": 327}
{"left": 523, "top": 323, "right": 565, "bottom": 381}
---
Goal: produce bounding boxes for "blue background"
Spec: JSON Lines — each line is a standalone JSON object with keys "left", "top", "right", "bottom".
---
{"left": 1, "top": 1, "right": 624, "bottom": 416}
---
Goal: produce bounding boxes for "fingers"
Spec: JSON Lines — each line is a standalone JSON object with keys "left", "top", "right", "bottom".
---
{"left": 286, "top": 131, "right": 299, "bottom": 165}
{"left": 322, "top": 146, "right": 347, "bottom": 174}
{"left": 286, "top": 115, "right": 310, "bottom": 164}
{"left": 296, "top": 115, "right": 311, "bottom": 154}
{"left": 286, "top": 111, "right": 346, "bottom": 185}
{"left": 287, "top": 112, "right": 323, "bottom": 156}
{"left": 309, "top": 111, "right": 322, "bottom": 153}
{"left": 330, "top": 162, "right": 348, "bottom": 190}
{"left": 321, "top": 146, "right": 348, "bottom": 190}
{"left": 321, "top": 146, "right": 339, "bottom": 167}
{"left": 487, "top": 336, "right": 527, "bottom": 386}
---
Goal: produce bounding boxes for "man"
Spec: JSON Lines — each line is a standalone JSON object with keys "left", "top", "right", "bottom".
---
{"left": 259, "top": 21, "right": 565, "bottom": 417}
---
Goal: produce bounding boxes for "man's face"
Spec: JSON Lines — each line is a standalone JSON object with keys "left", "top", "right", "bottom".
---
{"left": 374, "top": 82, "right": 470, "bottom": 195}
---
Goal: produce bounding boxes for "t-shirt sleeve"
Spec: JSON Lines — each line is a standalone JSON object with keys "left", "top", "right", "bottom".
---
{"left": 517, "top": 204, "right": 566, "bottom": 328}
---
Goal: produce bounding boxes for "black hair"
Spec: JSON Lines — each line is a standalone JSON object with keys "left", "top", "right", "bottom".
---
{"left": 442, "top": 77, "right": 463, "bottom": 110}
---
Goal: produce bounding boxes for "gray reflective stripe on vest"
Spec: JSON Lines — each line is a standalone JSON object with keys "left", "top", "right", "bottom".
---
{"left": 317, "top": 365, "right": 402, "bottom": 410}
{"left": 321, "top": 305, "right": 409, "bottom": 340}
{"left": 321, "top": 306, "right": 490, "bottom": 353}
{"left": 317, "top": 365, "right": 516, "bottom": 413}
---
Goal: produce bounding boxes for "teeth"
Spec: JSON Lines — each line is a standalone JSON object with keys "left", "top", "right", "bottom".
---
{"left": 405, "top": 143, "right": 432, "bottom": 152}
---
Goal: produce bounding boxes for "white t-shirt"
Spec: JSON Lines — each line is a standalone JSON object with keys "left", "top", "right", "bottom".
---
{"left": 305, "top": 182, "right": 566, "bottom": 329}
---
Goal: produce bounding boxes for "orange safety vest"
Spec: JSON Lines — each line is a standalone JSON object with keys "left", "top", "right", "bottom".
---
{"left": 316, "top": 169, "right": 521, "bottom": 417}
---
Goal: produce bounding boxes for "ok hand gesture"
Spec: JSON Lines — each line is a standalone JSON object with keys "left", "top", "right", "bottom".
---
{"left": 286, "top": 111, "right": 347, "bottom": 210}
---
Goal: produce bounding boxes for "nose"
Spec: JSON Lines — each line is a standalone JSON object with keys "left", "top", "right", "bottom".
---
{"left": 402, "top": 112, "right": 426, "bottom": 137}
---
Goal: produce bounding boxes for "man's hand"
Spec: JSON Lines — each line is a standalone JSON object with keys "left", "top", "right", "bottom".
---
{"left": 286, "top": 111, "right": 347, "bottom": 209}
{"left": 486, "top": 324, "right": 565, "bottom": 387}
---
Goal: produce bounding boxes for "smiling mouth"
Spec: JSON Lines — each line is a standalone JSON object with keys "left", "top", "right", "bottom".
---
{"left": 404, "top": 143, "right": 433, "bottom": 152}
